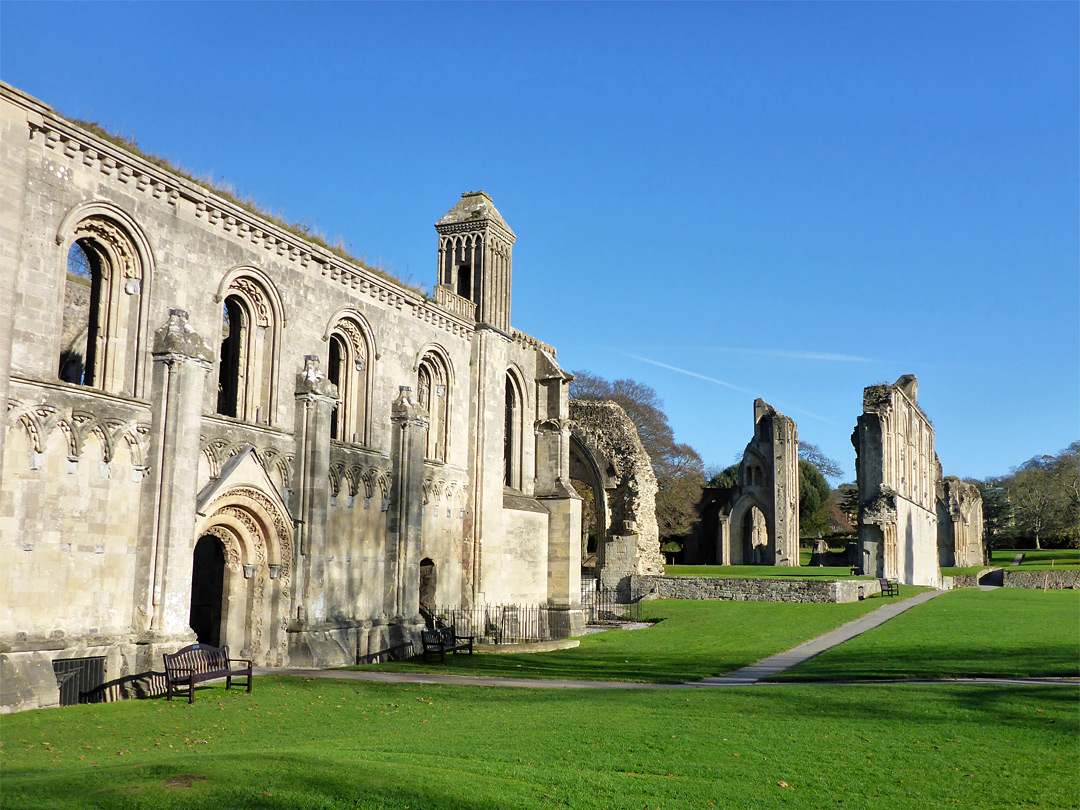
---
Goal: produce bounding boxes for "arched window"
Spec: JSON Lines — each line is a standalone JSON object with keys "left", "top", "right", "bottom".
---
{"left": 214, "top": 270, "right": 282, "bottom": 425}
{"left": 325, "top": 313, "right": 375, "bottom": 446}
{"left": 58, "top": 214, "right": 149, "bottom": 396}
{"left": 503, "top": 371, "right": 523, "bottom": 489}
{"left": 417, "top": 350, "right": 451, "bottom": 462}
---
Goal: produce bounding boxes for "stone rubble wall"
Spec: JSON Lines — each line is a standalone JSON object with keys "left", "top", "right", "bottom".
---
{"left": 633, "top": 575, "right": 881, "bottom": 604}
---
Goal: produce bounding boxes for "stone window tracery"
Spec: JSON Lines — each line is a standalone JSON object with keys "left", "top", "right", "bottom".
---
{"left": 417, "top": 351, "right": 451, "bottom": 462}
{"left": 215, "top": 272, "right": 281, "bottom": 424}
{"left": 58, "top": 216, "right": 147, "bottom": 396}
{"left": 326, "top": 315, "right": 374, "bottom": 446}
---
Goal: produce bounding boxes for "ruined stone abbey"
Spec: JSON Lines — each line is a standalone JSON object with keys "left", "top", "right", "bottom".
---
{"left": 0, "top": 83, "right": 609, "bottom": 711}
{"left": 0, "top": 83, "right": 982, "bottom": 713}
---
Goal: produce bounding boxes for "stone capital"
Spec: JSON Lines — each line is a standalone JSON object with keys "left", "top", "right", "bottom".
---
{"left": 152, "top": 309, "right": 213, "bottom": 365}
{"left": 294, "top": 355, "right": 338, "bottom": 400}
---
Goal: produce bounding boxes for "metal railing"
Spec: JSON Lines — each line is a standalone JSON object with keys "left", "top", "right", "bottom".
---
{"left": 580, "top": 577, "right": 643, "bottom": 624}
{"left": 432, "top": 604, "right": 574, "bottom": 644}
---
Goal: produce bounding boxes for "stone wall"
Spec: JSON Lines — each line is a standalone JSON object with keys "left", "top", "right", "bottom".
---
{"left": 852, "top": 375, "right": 943, "bottom": 587}
{"left": 0, "top": 83, "right": 582, "bottom": 710}
{"left": 569, "top": 400, "right": 664, "bottom": 589}
{"left": 1001, "top": 570, "right": 1080, "bottom": 589}
{"left": 633, "top": 575, "right": 881, "bottom": 603}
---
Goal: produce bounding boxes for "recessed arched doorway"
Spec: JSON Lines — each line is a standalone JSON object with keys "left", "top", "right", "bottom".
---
{"left": 189, "top": 535, "right": 226, "bottom": 646}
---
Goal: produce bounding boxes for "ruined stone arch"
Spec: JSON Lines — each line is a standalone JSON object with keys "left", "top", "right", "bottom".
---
{"left": 194, "top": 486, "right": 294, "bottom": 666}
{"left": 55, "top": 200, "right": 154, "bottom": 398}
{"left": 323, "top": 308, "right": 377, "bottom": 446}
{"left": 414, "top": 345, "right": 454, "bottom": 463}
{"left": 568, "top": 400, "right": 664, "bottom": 586}
{"left": 214, "top": 265, "right": 284, "bottom": 425}
{"left": 726, "top": 493, "right": 773, "bottom": 565}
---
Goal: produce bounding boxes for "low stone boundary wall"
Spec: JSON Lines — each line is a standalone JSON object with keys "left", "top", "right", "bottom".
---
{"left": 1002, "top": 570, "right": 1080, "bottom": 589}
{"left": 633, "top": 575, "right": 880, "bottom": 604}
{"left": 948, "top": 569, "right": 1079, "bottom": 589}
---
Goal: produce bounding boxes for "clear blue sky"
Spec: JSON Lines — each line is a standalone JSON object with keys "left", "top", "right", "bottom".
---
{"left": 3, "top": 1, "right": 1077, "bottom": 482}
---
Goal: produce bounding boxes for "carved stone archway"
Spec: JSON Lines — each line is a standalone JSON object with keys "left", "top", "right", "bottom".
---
{"left": 193, "top": 487, "right": 293, "bottom": 666}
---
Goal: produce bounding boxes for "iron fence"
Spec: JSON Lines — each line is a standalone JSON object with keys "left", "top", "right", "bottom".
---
{"left": 433, "top": 604, "right": 575, "bottom": 644}
{"left": 580, "top": 577, "right": 643, "bottom": 624}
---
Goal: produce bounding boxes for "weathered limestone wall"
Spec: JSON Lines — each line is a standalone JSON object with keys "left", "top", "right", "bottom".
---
{"left": 852, "top": 375, "right": 942, "bottom": 587}
{"left": 634, "top": 575, "right": 881, "bottom": 603}
{"left": 717, "top": 399, "right": 799, "bottom": 566}
{"left": 937, "top": 477, "right": 985, "bottom": 567}
{"left": 569, "top": 400, "right": 664, "bottom": 589}
{"left": 0, "top": 83, "right": 582, "bottom": 709}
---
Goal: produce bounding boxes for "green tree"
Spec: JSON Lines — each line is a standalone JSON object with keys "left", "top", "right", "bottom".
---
{"left": 570, "top": 371, "right": 705, "bottom": 539}
{"left": 798, "top": 459, "right": 831, "bottom": 538}
{"left": 705, "top": 463, "right": 740, "bottom": 489}
{"left": 966, "top": 476, "right": 1013, "bottom": 550}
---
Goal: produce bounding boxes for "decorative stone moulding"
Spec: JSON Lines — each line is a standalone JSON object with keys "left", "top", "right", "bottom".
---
{"left": 243, "top": 564, "right": 257, "bottom": 579}
{"left": 268, "top": 565, "right": 282, "bottom": 580}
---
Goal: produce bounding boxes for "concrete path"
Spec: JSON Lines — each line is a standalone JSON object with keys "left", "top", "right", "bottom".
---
{"left": 690, "top": 588, "right": 947, "bottom": 686}
{"left": 256, "top": 591, "right": 1074, "bottom": 690}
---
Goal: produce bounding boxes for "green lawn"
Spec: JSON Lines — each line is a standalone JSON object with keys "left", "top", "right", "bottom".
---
{"left": 664, "top": 564, "right": 863, "bottom": 579}
{"left": 772, "top": 588, "right": 1080, "bottom": 681}
{"left": 361, "top": 593, "right": 917, "bottom": 683}
{"left": 944, "top": 548, "right": 1080, "bottom": 575}
{"left": 2, "top": 678, "right": 1074, "bottom": 809}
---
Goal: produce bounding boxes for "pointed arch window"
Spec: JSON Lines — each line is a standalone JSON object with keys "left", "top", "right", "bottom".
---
{"left": 504, "top": 370, "right": 525, "bottom": 489}
{"left": 325, "top": 314, "right": 374, "bottom": 446}
{"left": 58, "top": 215, "right": 149, "bottom": 396}
{"left": 214, "top": 271, "right": 282, "bottom": 425}
{"left": 417, "top": 351, "right": 451, "bottom": 462}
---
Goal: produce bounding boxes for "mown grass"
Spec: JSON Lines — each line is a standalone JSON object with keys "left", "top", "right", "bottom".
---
{"left": 1, "top": 677, "right": 1074, "bottom": 809}
{"left": 360, "top": 592, "right": 919, "bottom": 683}
{"left": 943, "top": 548, "right": 1079, "bottom": 575}
{"left": 772, "top": 588, "right": 1080, "bottom": 681}
{"left": 664, "top": 564, "right": 863, "bottom": 579}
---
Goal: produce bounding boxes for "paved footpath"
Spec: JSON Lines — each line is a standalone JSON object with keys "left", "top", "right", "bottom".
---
{"left": 257, "top": 590, "right": 1074, "bottom": 690}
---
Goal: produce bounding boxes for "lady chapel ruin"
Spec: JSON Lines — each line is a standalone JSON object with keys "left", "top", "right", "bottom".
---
{"left": 0, "top": 83, "right": 982, "bottom": 712}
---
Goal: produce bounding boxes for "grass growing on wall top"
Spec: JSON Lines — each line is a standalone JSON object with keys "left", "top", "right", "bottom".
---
{"left": 70, "top": 119, "right": 428, "bottom": 298}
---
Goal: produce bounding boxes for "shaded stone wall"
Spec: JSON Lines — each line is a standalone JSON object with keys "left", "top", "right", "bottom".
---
{"left": 634, "top": 575, "right": 881, "bottom": 603}
{"left": 937, "top": 476, "right": 985, "bottom": 567}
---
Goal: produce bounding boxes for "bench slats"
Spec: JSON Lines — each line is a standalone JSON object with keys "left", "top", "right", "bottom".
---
{"left": 163, "top": 644, "right": 253, "bottom": 704}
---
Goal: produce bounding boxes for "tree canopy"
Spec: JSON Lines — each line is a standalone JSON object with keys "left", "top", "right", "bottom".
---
{"left": 570, "top": 371, "right": 704, "bottom": 539}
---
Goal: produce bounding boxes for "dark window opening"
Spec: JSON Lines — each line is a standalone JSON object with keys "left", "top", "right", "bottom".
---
{"left": 217, "top": 298, "right": 242, "bottom": 417}
{"left": 328, "top": 335, "right": 343, "bottom": 441}
{"left": 504, "top": 376, "right": 516, "bottom": 487}
{"left": 456, "top": 264, "right": 471, "bottom": 299}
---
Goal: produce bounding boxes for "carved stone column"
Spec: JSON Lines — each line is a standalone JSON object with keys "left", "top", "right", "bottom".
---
{"left": 388, "top": 386, "right": 428, "bottom": 623}
{"left": 290, "top": 356, "right": 337, "bottom": 629}
{"left": 134, "top": 310, "right": 212, "bottom": 650}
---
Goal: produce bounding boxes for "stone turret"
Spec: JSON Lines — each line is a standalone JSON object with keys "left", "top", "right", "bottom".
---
{"left": 435, "top": 191, "right": 515, "bottom": 333}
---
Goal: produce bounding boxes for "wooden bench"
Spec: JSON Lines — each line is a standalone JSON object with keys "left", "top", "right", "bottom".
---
{"left": 878, "top": 578, "right": 900, "bottom": 597}
{"left": 163, "top": 644, "right": 252, "bottom": 704}
{"left": 420, "top": 627, "right": 474, "bottom": 663}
